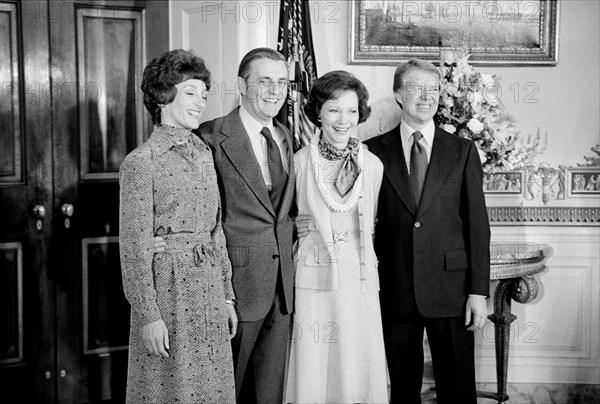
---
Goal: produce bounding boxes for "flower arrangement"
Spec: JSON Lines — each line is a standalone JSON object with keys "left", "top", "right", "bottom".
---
{"left": 434, "top": 49, "right": 545, "bottom": 172}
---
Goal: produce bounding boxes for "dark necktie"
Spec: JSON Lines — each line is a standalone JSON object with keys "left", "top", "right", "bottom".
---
{"left": 410, "top": 131, "right": 428, "bottom": 207}
{"left": 261, "top": 127, "right": 287, "bottom": 213}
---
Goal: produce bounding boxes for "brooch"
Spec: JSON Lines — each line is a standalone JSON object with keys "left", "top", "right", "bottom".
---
{"left": 333, "top": 232, "right": 349, "bottom": 243}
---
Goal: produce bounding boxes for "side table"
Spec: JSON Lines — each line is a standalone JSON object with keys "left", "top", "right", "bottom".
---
{"left": 477, "top": 242, "right": 553, "bottom": 403}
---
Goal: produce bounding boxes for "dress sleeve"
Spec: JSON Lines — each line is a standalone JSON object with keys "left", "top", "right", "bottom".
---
{"left": 119, "top": 152, "right": 162, "bottom": 326}
{"left": 212, "top": 198, "right": 235, "bottom": 301}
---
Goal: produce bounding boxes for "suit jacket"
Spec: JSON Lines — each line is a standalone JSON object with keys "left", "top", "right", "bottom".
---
{"left": 196, "top": 107, "right": 296, "bottom": 322}
{"left": 364, "top": 125, "right": 490, "bottom": 320}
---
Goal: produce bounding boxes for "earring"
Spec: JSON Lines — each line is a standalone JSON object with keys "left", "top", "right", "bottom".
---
{"left": 158, "top": 103, "right": 165, "bottom": 108}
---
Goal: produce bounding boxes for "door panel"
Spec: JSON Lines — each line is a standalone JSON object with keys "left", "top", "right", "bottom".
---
{"left": 0, "top": 242, "right": 23, "bottom": 364}
{"left": 0, "top": 1, "right": 55, "bottom": 401}
{"left": 77, "top": 6, "right": 145, "bottom": 179}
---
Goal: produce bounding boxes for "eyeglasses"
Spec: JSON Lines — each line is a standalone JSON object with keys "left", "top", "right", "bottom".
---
{"left": 402, "top": 82, "right": 441, "bottom": 96}
{"left": 252, "top": 79, "right": 289, "bottom": 89}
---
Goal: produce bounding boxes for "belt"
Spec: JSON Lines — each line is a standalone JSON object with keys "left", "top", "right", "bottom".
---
{"left": 160, "top": 231, "right": 216, "bottom": 266}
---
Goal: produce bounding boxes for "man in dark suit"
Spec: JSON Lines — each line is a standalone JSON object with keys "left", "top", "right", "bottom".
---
{"left": 364, "top": 59, "right": 491, "bottom": 404}
{"left": 196, "top": 48, "right": 295, "bottom": 404}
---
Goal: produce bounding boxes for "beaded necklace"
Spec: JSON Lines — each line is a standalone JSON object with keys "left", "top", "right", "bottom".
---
{"left": 309, "top": 135, "right": 364, "bottom": 212}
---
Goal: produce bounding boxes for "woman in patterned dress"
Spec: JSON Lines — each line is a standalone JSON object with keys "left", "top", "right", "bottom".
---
{"left": 285, "top": 71, "right": 389, "bottom": 403}
{"left": 119, "top": 49, "right": 237, "bottom": 403}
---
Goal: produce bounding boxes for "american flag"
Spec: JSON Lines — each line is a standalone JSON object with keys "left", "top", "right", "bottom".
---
{"left": 277, "top": 0, "right": 318, "bottom": 152}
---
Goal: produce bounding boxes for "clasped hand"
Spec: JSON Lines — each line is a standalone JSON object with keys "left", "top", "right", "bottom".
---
{"left": 294, "top": 214, "right": 311, "bottom": 238}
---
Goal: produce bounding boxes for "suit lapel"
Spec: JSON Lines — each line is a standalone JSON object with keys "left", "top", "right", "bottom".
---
{"left": 274, "top": 119, "right": 295, "bottom": 220}
{"left": 417, "top": 127, "right": 457, "bottom": 218}
{"left": 219, "top": 109, "right": 275, "bottom": 216}
{"left": 378, "top": 127, "right": 417, "bottom": 214}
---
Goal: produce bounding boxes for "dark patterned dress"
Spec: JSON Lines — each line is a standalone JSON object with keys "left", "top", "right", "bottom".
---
{"left": 119, "top": 124, "right": 235, "bottom": 403}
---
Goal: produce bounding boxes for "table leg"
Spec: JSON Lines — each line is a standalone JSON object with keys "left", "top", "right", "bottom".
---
{"left": 477, "top": 275, "right": 540, "bottom": 403}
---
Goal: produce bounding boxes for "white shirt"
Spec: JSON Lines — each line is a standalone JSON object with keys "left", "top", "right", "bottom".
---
{"left": 400, "top": 119, "right": 435, "bottom": 173}
{"left": 239, "top": 104, "right": 289, "bottom": 190}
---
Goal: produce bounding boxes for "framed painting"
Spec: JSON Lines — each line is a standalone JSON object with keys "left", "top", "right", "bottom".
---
{"left": 349, "top": 0, "right": 559, "bottom": 66}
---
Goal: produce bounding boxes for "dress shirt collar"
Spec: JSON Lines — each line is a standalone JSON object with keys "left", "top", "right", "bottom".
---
{"left": 400, "top": 119, "right": 435, "bottom": 147}
{"left": 151, "top": 124, "right": 207, "bottom": 156}
{"left": 239, "top": 103, "right": 275, "bottom": 137}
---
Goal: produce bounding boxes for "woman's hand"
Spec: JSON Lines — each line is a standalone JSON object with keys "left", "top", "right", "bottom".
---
{"left": 226, "top": 304, "right": 238, "bottom": 339}
{"left": 294, "top": 214, "right": 312, "bottom": 238}
{"left": 153, "top": 236, "right": 166, "bottom": 253}
{"left": 141, "top": 319, "right": 170, "bottom": 358}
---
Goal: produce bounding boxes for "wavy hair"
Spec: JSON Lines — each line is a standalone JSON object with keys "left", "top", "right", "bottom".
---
{"left": 304, "top": 70, "right": 371, "bottom": 127}
{"left": 141, "top": 49, "right": 211, "bottom": 125}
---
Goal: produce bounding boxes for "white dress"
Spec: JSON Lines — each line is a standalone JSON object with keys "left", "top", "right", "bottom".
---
{"left": 285, "top": 156, "right": 388, "bottom": 404}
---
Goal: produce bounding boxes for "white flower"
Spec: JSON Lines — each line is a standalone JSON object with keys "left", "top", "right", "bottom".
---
{"left": 477, "top": 147, "right": 488, "bottom": 164}
{"left": 441, "top": 124, "right": 457, "bottom": 134}
{"left": 470, "top": 91, "right": 484, "bottom": 106}
{"left": 481, "top": 73, "right": 495, "bottom": 86}
{"left": 441, "top": 50, "right": 456, "bottom": 64}
{"left": 470, "top": 91, "right": 484, "bottom": 113}
{"left": 443, "top": 96, "right": 454, "bottom": 107}
{"left": 493, "top": 130, "right": 508, "bottom": 145}
{"left": 445, "top": 82, "right": 459, "bottom": 97}
{"left": 487, "top": 96, "right": 500, "bottom": 107}
{"left": 467, "top": 118, "right": 484, "bottom": 134}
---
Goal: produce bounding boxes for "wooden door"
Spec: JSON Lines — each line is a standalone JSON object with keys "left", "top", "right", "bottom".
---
{"left": 0, "top": 1, "right": 55, "bottom": 401}
{"left": 0, "top": 1, "right": 168, "bottom": 402}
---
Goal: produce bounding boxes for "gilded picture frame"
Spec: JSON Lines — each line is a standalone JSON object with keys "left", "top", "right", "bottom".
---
{"left": 349, "top": 0, "right": 559, "bottom": 66}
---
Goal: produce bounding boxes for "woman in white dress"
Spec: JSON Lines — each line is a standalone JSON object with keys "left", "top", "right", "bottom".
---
{"left": 285, "top": 71, "right": 388, "bottom": 403}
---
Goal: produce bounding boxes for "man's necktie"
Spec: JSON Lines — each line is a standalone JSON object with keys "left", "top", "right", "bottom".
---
{"left": 261, "top": 127, "right": 287, "bottom": 213}
{"left": 410, "top": 131, "right": 428, "bottom": 207}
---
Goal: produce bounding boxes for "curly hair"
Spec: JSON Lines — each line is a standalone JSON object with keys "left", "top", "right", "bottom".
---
{"left": 141, "top": 49, "right": 211, "bottom": 125}
{"left": 304, "top": 70, "right": 371, "bottom": 127}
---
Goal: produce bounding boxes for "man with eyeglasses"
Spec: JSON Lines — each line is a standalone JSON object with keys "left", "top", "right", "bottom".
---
{"left": 365, "top": 59, "right": 491, "bottom": 404}
{"left": 195, "top": 48, "right": 295, "bottom": 404}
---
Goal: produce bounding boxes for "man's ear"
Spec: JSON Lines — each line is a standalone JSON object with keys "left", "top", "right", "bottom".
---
{"left": 237, "top": 77, "right": 246, "bottom": 97}
{"left": 393, "top": 90, "right": 403, "bottom": 109}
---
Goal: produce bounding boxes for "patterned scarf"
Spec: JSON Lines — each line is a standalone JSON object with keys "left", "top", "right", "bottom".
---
{"left": 318, "top": 136, "right": 362, "bottom": 197}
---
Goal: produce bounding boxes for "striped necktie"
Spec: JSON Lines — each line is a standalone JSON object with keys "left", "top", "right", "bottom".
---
{"left": 410, "top": 131, "right": 428, "bottom": 207}
{"left": 261, "top": 127, "right": 287, "bottom": 213}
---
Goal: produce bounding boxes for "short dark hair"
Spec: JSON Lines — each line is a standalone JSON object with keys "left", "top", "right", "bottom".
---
{"left": 141, "top": 49, "right": 211, "bottom": 125}
{"left": 304, "top": 70, "right": 371, "bottom": 127}
{"left": 392, "top": 59, "right": 441, "bottom": 93}
{"left": 237, "top": 47, "right": 286, "bottom": 81}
